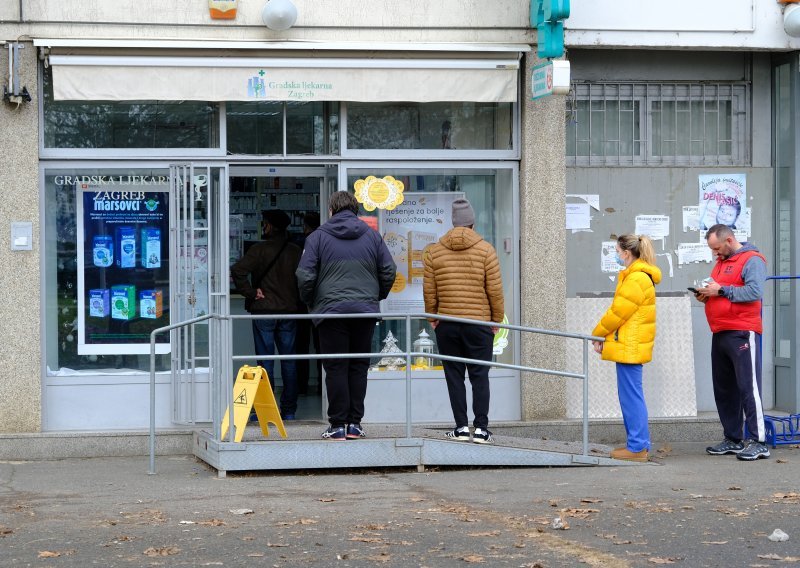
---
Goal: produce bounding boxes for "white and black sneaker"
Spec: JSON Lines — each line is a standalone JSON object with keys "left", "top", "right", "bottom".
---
{"left": 445, "top": 426, "right": 471, "bottom": 442}
{"left": 736, "top": 439, "right": 770, "bottom": 461}
{"left": 705, "top": 438, "right": 745, "bottom": 455}
{"left": 472, "top": 428, "right": 494, "bottom": 444}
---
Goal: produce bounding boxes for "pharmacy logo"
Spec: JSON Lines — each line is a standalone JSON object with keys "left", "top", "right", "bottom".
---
{"left": 144, "top": 197, "right": 159, "bottom": 212}
{"left": 247, "top": 69, "right": 267, "bottom": 98}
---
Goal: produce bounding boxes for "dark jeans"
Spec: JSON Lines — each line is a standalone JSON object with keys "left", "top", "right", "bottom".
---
{"left": 317, "top": 317, "right": 376, "bottom": 426}
{"left": 252, "top": 318, "right": 298, "bottom": 415}
{"left": 434, "top": 321, "right": 494, "bottom": 430}
{"left": 295, "top": 318, "right": 322, "bottom": 395}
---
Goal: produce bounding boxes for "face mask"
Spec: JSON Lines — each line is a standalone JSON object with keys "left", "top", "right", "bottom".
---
{"left": 615, "top": 254, "right": 626, "bottom": 267}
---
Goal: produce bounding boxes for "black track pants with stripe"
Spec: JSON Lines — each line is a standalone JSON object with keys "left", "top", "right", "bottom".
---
{"left": 711, "top": 330, "right": 765, "bottom": 443}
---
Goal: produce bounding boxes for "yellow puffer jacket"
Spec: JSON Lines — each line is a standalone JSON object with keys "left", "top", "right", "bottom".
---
{"left": 423, "top": 227, "right": 504, "bottom": 322}
{"left": 592, "top": 259, "right": 662, "bottom": 364}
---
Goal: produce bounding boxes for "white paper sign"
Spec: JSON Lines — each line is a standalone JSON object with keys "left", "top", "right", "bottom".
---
{"left": 566, "top": 194, "right": 600, "bottom": 211}
{"left": 566, "top": 203, "right": 591, "bottom": 230}
{"left": 635, "top": 215, "right": 670, "bottom": 238}
{"left": 676, "top": 243, "right": 713, "bottom": 265}
{"left": 682, "top": 206, "right": 700, "bottom": 232}
{"left": 600, "top": 241, "right": 620, "bottom": 273}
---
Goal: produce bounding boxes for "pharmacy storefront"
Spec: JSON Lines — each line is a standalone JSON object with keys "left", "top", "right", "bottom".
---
{"left": 38, "top": 41, "right": 526, "bottom": 431}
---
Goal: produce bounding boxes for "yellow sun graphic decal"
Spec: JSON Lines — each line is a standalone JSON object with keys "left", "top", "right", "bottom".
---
{"left": 353, "top": 176, "right": 405, "bottom": 211}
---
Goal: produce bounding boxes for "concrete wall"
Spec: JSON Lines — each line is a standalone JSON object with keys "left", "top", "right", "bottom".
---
{"left": 0, "top": 41, "right": 41, "bottom": 432}
{"left": 520, "top": 52, "right": 568, "bottom": 419}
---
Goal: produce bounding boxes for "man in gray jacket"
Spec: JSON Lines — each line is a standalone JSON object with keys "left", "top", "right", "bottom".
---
{"left": 231, "top": 209, "right": 302, "bottom": 420}
{"left": 296, "top": 192, "right": 396, "bottom": 440}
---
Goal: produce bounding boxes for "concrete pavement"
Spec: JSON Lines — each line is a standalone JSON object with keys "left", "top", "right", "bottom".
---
{"left": 1, "top": 442, "right": 800, "bottom": 567}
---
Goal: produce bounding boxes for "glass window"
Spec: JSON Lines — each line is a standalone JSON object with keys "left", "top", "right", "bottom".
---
{"left": 343, "top": 167, "right": 516, "bottom": 369}
{"left": 346, "top": 102, "right": 513, "bottom": 151}
{"left": 42, "top": 68, "right": 219, "bottom": 149}
{"left": 44, "top": 168, "right": 171, "bottom": 374}
{"left": 226, "top": 101, "right": 340, "bottom": 155}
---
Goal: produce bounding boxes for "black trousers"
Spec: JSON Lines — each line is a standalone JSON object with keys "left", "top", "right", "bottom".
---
{"left": 318, "top": 318, "right": 376, "bottom": 426}
{"left": 435, "top": 321, "right": 494, "bottom": 430}
{"left": 711, "top": 330, "right": 765, "bottom": 443}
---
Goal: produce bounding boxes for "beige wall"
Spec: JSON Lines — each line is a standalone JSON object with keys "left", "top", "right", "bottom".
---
{"left": 519, "top": 52, "right": 568, "bottom": 419}
{"left": 0, "top": 41, "right": 41, "bottom": 432}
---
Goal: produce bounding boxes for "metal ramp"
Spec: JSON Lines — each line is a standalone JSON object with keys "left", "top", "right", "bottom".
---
{"left": 192, "top": 423, "right": 647, "bottom": 477}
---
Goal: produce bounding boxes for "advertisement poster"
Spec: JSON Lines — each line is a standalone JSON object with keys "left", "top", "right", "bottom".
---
{"left": 380, "top": 192, "right": 464, "bottom": 313}
{"left": 698, "top": 174, "right": 746, "bottom": 231}
{"left": 77, "top": 186, "right": 170, "bottom": 355}
{"left": 600, "top": 241, "right": 621, "bottom": 273}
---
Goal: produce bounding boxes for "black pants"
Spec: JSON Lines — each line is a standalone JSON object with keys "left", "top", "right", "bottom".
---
{"left": 318, "top": 318, "right": 376, "bottom": 426}
{"left": 711, "top": 330, "right": 765, "bottom": 443}
{"left": 435, "top": 321, "right": 494, "bottom": 430}
{"left": 295, "top": 318, "right": 321, "bottom": 395}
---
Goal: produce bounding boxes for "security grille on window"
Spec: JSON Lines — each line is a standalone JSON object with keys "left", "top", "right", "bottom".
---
{"left": 566, "top": 83, "right": 750, "bottom": 166}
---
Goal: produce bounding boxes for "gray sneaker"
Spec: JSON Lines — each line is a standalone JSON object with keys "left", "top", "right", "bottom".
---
{"left": 706, "top": 438, "right": 744, "bottom": 455}
{"left": 736, "top": 439, "right": 770, "bottom": 461}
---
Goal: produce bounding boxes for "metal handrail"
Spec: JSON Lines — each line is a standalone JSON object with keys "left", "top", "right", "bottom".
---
{"left": 149, "top": 311, "right": 604, "bottom": 474}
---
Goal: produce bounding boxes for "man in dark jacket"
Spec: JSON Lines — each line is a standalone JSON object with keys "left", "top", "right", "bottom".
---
{"left": 296, "top": 192, "right": 396, "bottom": 440}
{"left": 231, "top": 209, "right": 302, "bottom": 420}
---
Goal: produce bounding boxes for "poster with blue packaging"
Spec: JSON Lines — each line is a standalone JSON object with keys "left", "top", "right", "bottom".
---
{"left": 77, "top": 184, "right": 170, "bottom": 355}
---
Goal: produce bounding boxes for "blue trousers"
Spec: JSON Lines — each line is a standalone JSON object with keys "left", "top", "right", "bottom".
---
{"left": 252, "top": 319, "right": 298, "bottom": 415}
{"left": 616, "top": 363, "right": 650, "bottom": 452}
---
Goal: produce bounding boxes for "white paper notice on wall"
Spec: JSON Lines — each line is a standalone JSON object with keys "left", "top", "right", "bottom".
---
{"left": 635, "top": 215, "right": 670, "bottom": 238}
{"left": 682, "top": 206, "right": 700, "bottom": 232}
{"left": 566, "top": 194, "right": 600, "bottom": 211}
{"left": 600, "top": 241, "right": 621, "bottom": 273}
{"left": 566, "top": 203, "right": 591, "bottom": 230}
{"left": 677, "top": 243, "right": 713, "bottom": 265}
{"left": 734, "top": 229, "right": 749, "bottom": 243}
{"left": 737, "top": 207, "right": 752, "bottom": 236}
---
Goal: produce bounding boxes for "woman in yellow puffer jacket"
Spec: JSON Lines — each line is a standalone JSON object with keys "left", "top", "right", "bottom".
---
{"left": 591, "top": 234, "right": 661, "bottom": 462}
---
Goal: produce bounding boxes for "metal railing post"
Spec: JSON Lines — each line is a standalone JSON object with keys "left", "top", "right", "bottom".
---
{"left": 582, "top": 338, "right": 590, "bottom": 456}
{"left": 149, "top": 336, "right": 157, "bottom": 475}
{"left": 405, "top": 314, "right": 413, "bottom": 439}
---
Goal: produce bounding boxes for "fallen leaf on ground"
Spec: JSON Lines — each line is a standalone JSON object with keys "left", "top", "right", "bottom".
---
{"left": 229, "top": 508, "right": 254, "bottom": 515}
{"left": 648, "top": 557, "right": 680, "bottom": 564}
{"left": 318, "top": 498, "right": 336, "bottom": 502}
{"left": 548, "top": 499, "right": 559, "bottom": 507}
{"left": 773, "top": 493, "right": 800, "bottom": 504}
{"left": 728, "top": 486, "right": 742, "bottom": 491}
{"left": 0, "top": 526, "right": 13, "bottom": 536}
{"left": 366, "top": 553, "right": 391, "bottom": 563}
{"left": 247, "top": 553, "right": 264, "bottom": 557}
{"left": 349, "top": 536, "right": 384, "bottom": 543}
{"left": 713, "top": 507, "right": 749, "bottom": 517}
{"left": 461, "top": 555, "right": 485, "bottom": 563}
{"left": 178, "top": 520, "right": 196, "bottom": 525}
{"left": 656, "top": 444, "right": 672, "bottom": 456}
{"left": 143, "top": 547, "right": 180, "bottom": 557}
{"left": 701, "top": 541, "right": 728, "bottom": 545}
{"left": 198, "top": 519, "right": 226, "bottom": 526}
{"left": 468, "top": 531, "right": 500, "bottom": 537}
{"left": 581, "top": 498, "right": 603, "bottom": 503}
{"left": 267, "top": 543, "right": 289, "bottom": 547}
{"left": 38, "top": 551, "right": 61, "bottom": 558}
{"left": 562, "top": 508, "right": 600, "bottom": 518}
{"left": 777, "top": 459, "right": 788, "bottom": 464}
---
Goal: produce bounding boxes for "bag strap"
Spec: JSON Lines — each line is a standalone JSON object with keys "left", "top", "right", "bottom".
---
{"left": 251, "top": 239, "right": 289, "bottom": 292}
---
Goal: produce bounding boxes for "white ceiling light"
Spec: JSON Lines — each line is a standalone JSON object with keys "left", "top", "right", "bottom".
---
{"left": 262, "top": 0, "right": 298, "bottom": 31}
{"left": 784, "top": 5, "right": 800, "bottom": 38}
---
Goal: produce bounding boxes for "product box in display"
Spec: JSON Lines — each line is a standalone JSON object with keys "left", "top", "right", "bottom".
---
{"left": 92, "top": 235, "right": 113, "bottom": 268}
{"left": 141, "top": 228, "right": 161, "bottom": 268}
{"left": 116, "top": 226, "right": 136, "bottom": 268}
{"left": 111, "top": 285, "right": 136, "bottom": 320}
{"left": 89, "top": 289, "right": 110, "bottom": 318}
{"left": 407, "top": 231, "right": 437, "bottom": 284}
{"left": 139, "top": 289, "right": 163, "bottom": 319}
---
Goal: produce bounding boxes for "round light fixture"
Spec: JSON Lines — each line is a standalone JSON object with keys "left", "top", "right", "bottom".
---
{"left": 262, "top": 0, "right": 298, "bottom": 31}
{"left": 785, "top": 5, "right": 800, "bottom": 38}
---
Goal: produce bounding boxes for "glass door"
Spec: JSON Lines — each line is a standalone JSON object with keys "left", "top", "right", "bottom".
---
{"left": 773, "top": 56, "right": 799, "bottom": 412}
{"left": 169, "top": 163, "right": 229, "bottom": 424}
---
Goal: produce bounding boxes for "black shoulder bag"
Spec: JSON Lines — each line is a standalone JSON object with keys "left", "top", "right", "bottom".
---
{"left": 244, "top": 240, "right": 289, "bottom": 313}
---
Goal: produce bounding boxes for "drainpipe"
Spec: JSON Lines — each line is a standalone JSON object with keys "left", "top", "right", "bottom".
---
{"left": 19, "top": 0, "right": 24, "bottom": 22}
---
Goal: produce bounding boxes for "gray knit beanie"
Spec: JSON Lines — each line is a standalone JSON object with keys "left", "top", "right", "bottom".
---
{"left": 451, "top": 198, "right": 475, "bottom": 227}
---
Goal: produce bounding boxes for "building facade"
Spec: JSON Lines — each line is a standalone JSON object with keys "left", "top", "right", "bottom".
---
{"left": 0, "top": 1, "right": 567, "bottom": 433}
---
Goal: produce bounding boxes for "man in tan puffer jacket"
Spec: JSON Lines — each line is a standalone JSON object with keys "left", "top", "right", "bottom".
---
{"left": 423, "top": 198, "right": 504, "bottom": 444}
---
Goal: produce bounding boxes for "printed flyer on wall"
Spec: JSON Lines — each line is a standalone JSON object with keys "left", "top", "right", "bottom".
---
{"left": 698, "top": 174, "right": 746, "bottom": 231}
{"left": 379, "top": 192, "right": 464, "bottom": 313}
{"left": 77, "top": 185, "right": 170, "bottom": 355}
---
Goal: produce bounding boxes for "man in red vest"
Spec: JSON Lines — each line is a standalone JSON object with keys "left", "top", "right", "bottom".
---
{"left": 694, "top": 224, "right": 768, "bottom": 461}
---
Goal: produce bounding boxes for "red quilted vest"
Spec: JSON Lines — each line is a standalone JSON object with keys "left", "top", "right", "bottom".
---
{"left": 704, "top": 249, "right": 765, "bottom": 334}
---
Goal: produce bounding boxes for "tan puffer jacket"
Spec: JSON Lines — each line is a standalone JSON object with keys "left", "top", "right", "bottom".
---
{"left": 423, "top": 227, "right": 504, "bottom": 322}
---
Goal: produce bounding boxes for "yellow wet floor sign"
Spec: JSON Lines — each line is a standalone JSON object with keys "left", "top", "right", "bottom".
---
{"left": 220, "top": 365, "right": 287, "bottom": 442}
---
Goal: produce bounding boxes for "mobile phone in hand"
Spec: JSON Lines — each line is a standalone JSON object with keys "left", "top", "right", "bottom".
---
{"left": 687, "top": 287, "right": 699, "bottom": 294}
